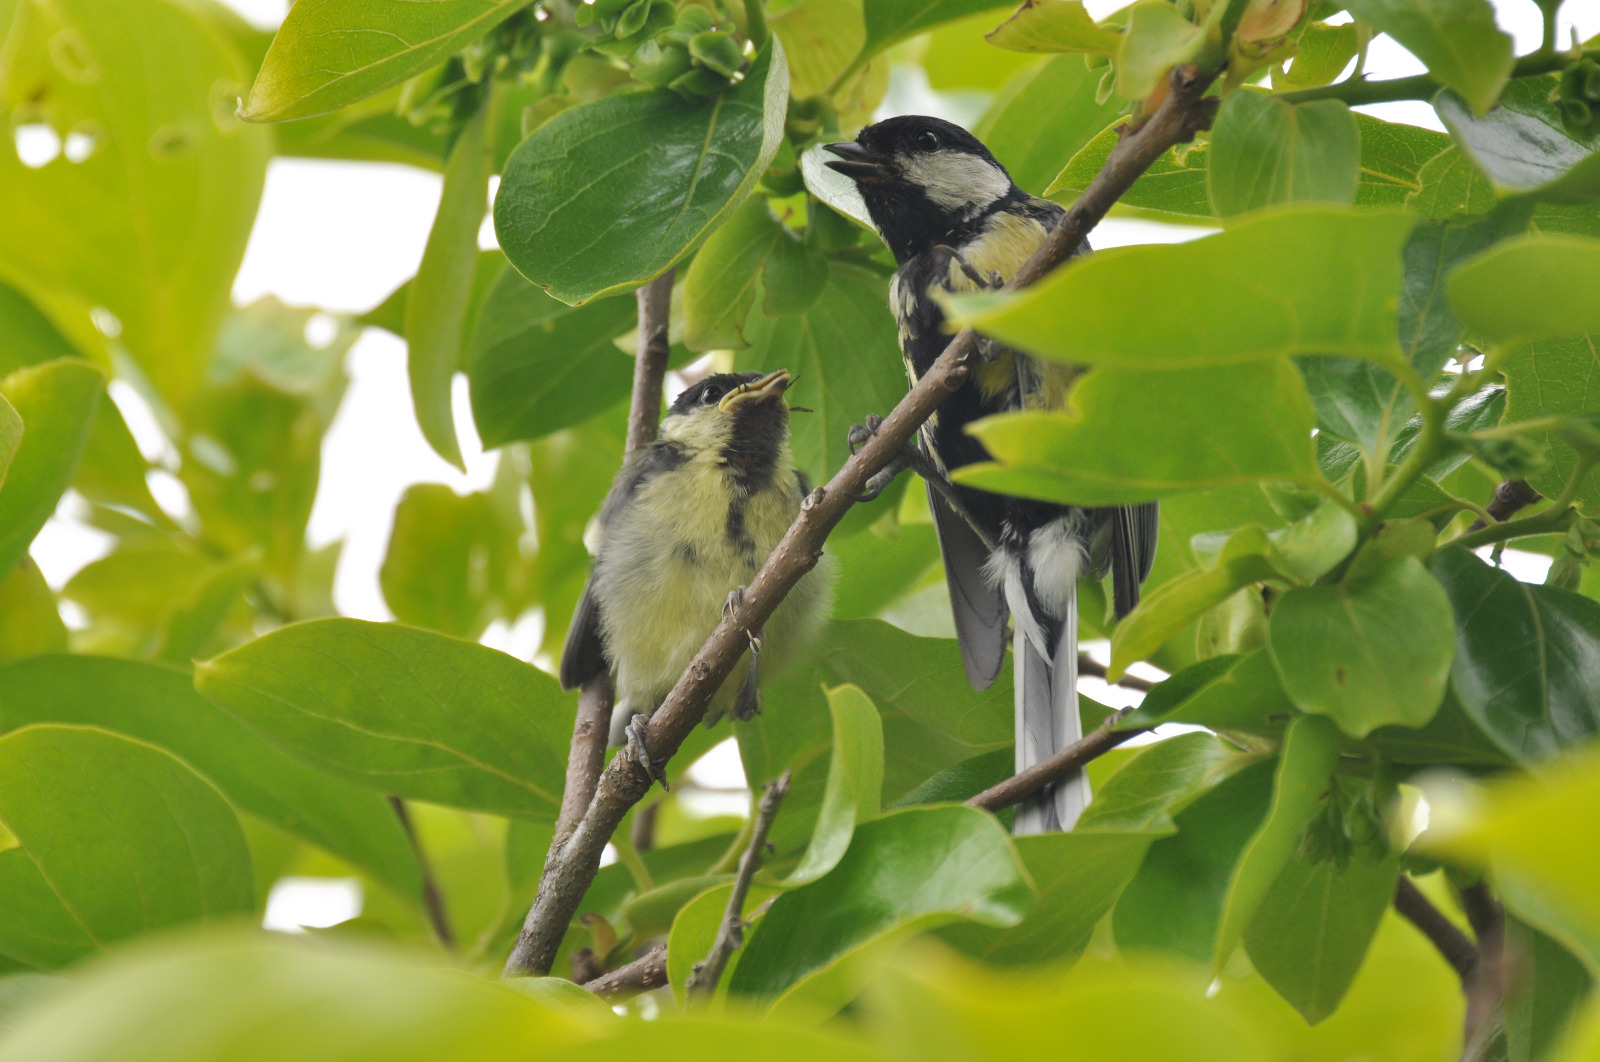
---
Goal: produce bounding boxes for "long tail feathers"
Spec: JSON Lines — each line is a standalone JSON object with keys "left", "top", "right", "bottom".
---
{"left": 1010, "top": 584, "right": 1091, "bottom": 835}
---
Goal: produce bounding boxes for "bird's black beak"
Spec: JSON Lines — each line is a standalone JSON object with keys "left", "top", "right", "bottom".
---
{"left": 823, "top": 141, "right": 892, "bottom": 184}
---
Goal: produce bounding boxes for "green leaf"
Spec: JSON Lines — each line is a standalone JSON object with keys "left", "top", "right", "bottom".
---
{"left": 193, "top": 619, "right": 575, "bottom": 819}
{"left": 496, "top": 41, "right": 788, "bottom": 305}
{"left": 0, "top": 0, "right": 269, "bottom": 408}
{"left": 1448, "top": 233, "right": 1600, "bottom": 348}
{"left": 730, "top": 807, "right": 1030, "bottom": 1014}
{"left": 1208, "top": 93, "right": 1360, "bottom": 217}
{"left": 956, "top": 360, "right": 1318, "bottom": 507}
{"left": 1342, "top": 0, "right": 1512, "bottom": 115}
{"left": 1430, "top": 547, "right": 1600, "bottom": 763}
{"left": 0, "top": 932, "right": 592, "bottom": 1060}
{"left": 1503, "top": 331, "right": 1600, "bottom": 507}
{"left": 1116, "top": 0, "right": 1202, "bottom": 100}
{"left": 682, "top": 198, "right": 785, "bottom": 351}
{"left": 975, "top": 53, "right": 1127, "bottom": 196}
{"left": 1364, "top": 689, "right": 1512, "bottom": 768}
{"left": 985, "top": 0, "right": 1121, "bottom": 54}
{"left": 1242, "top": 850, "right": 1401, "bottom": 1024}
{"left": 0, "top": 394, "right": 17, "bottom": 491}
{"left": 0, "top": 725, "right": 252, "bottom": 969}
{"left": 951, "top": 207, "right": 1413, "bottom": 369}
{"left": 1358, "top": 114, "right": 1454, "bottom": 209}
{"left": 1113, "top": 759, "right": 1277, "bottom": 962}
{"left": 1276, "top": 20, "right": 1360, "bottom": 89}
{"left": 1503, "top": 915, "right": 1594, "bottom": 1062}
{"left": 859, "top": 0, "right": 1009, "bottom": 64}
{"left": 828, "top": 514, "right": 939, "bottom": 620}
{"left": 1122, "top": 649, "right": 1298, "bottom": 735}
{"left": 380, "top": 484, "right": 517, "bottom": 640}
{"left": 734, "top": 262, "right": 909, "bottom": 495}
{"left": 0, "top": 558, "right": 66, "bottom": 661}
{"left": 1213, "top": 713, "right": 1343, "bottom": 965}
{"left": 1110, "top": 527, "right": 1277, "bottom": 678}
{"left": 241, "top": 0, "right": 530, "bottom": 122}
{"left": 1435, "top": 75, "right": 1600, "bottom": 204}
{"left": 0, "top": 655, "right": 422, "bottom": 900}
{"left": 786, "top": 685, "right": 884, "bottom": 885}
{"left": 406, "top": 104, "right": 492, "bottom": 470}
{"left": 923, "top": 9, "right": 1039, "bottom": 92}
{"left": 1269, "top": 557, "right": 1455, "bottom": 737}
{"left": 467, "top": 274, "right": 637, "bottom": 448}
{"left": 0, "top": 360, "right": 102, "bottom": 580}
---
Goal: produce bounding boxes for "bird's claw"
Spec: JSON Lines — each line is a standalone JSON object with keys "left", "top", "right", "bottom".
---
{"left": 845, "top": 461, "right": 904, "bottom": 503}
{"left": 626, "top": 715, "right": 669, "bottom": 791}
{"left": 722, "top": 585, "right": 747, "bottom": 620}
{"left": 847, "top": 414, "right": 885, "bottom": 455}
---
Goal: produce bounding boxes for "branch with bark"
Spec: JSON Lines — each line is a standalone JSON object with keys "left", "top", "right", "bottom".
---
{"left": 966, "top": 719, "right": 1146, "bottom": 812}
{"left": 686, "top": 770, "right": 791, "bottom": 997}
{"left": 583, "top": 945, "right": 668, "bottom": 1000}
{"left": 1393, "top": 875, "right": 1478, "bottom": 983}
{"left": 502, "top": 65, "right": 1221, "bottom": 978}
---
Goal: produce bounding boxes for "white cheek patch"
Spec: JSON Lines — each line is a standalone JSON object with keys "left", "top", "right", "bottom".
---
{"left": 897, "top": 151, "right": 1012, "bottom": 216}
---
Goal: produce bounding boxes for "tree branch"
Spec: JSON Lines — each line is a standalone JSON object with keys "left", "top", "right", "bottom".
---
{"left": 965, "top": 720, "right": 1145, "bottom": 812}
{"left": 502, "top": 64, "right": 1220, "bottom": 978}
{"left": 1277, "top": 47, "right": 1592, "bottom": 107}
{"left": 1459, "top": 880, "right": 1507, "bottom": 1052}
{"left": 1393, "top": 876, "right": 1478, "bottom": 983}
{"left": 1076, "top": 653, "right": 1157, "bottom": 693}
{"left": 628, "top": 270, "right": 675, "bottom": 453}
{"left": 1464, "top": 480, "right": 1541, "bottom": 534}
{"left": 686, "top": 770, "right": 790, "bottom": 998}
{"left": 387, "top": 796, "right": 455, "bottom": 951}
{"left": 583, "top": 944, "right": 668, "bottom": 1000}
{"left": 556, "top": 676, "right": 614, "bottom": 845}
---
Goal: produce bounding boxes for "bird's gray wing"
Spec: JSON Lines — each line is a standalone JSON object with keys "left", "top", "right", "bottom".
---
{"left": 558, "top": 574, "right": 607, "bottom": 692}
{"left": 928, "top": 482, "right": 1008, "bottom": 690}
{"left": 1110, "top": 501, "right": 1159, "bottom": 620}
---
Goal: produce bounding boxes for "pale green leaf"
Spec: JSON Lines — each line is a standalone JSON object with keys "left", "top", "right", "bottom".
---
{"left": 1343, "top": 0, "right": 1512, "bottom": 114}
{"left": 985, "top": 0, "right": 1120, "bottom": 55}
{"left": 0, "top": 360, "right": 102, "bottom": 580}
{"left": 1207, "top": 93, "right": 1360, "bottom": 217}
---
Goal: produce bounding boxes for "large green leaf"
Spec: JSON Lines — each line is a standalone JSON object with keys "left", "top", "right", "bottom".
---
{"left": 0, "top": 394, "right": 18, "bottom": 491}
{"left": 406, "top": 104, "right": 492, "bottom": 470}
{"left": 495, "top": 41, "right": 789, "bottom": 305}
{"left": 241, "top": 0, "right": 531, "bottom": 122}
{"left": 0, "top": 655, "right": 420, "bottom": 901}
{"left": 984, "top": 0, "right": 1120, "bottom": 55}
{"left": 1268, "top": 557, "right": 1456, "bottom": 737}
{"left": 0, "top": 559, "right": 66, "bottom": 662}
{"left": 466, "top": 270, "right": 638, "bottom": 448}
{"left": 955, "top": 360, "right": 1318, "bottom": 507}
{"left": 951, "top": 207, "right": 1413, "bottom": 370}
{"left": 1342, "top": 0, "right": 1512, "bottom": 115}
{"left": 1241, "top": 850, "right": 1401, "bottom": 1024}
{"left": 0, "top": 932, "right": 592, "bottom": 1062}
{"left": 1207, "top": 93, "right": 1360, "bottom": 217}
{"left": 0, "top": 0, "right": 268, "bottom": 408}
{"left": 380, "top": 484, "right": 518, "bottom": 640}
{"left": 0, "top": 725, "right": 253, "bottom": 969}
{"left": 682, "top": 198, "right": 786, "bottom": 351}
{"left": 1435, "top": 75, "right": 1600, "bottom": 204}
{"left": 1115, "top": 0, "right": 1202, "bottom": 100}
{"left": 1502, "top": 331, "right": 1600, "bottom": 507}
{"left": 858, "top": 0, "right": 1008, "bottom": 63}
{"left": 1213, "top": 714, "right": 1343, "bottom": 966}
{"left": 1430, "top": 548, "right": 1600, "bottom": 764}
{"left": 1504, "top": 915, "right": 1594, "bottom": 1062}
{"left": 0, "top": 360, "right": 101, "bottom": 580}
{"left": 194, "top": 619, "right": 575, "bottom": 819}
{"left": 733, "top": 262, "right": 908, "bottom": 494}
{"left": 1122, "top": 649, "right": 1298, "bottom": 737}
{"left": 1447, "top": 233, "right": 1600, "bottom": 348}
{"left": 786, "top": 685, "right": 884, "bottom": 885}
{"left": 974, "top": 53, "right": 1125, "bottom": 197}
{"left": 729, "top": 807, "right": 1030, "bottom": 1014}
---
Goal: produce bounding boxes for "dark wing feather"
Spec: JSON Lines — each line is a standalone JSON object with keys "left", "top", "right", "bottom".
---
{"left": 1110, "top": 502, "right": 1159, "bottom": 619}
{"left": 929, "top": 483, "right": 1009, "bottom": 689}
{"left": 558, "top": 574, "right": 607, "bottom": 691}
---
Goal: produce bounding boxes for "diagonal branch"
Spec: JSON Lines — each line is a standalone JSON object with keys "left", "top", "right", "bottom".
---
{"left": 503, "top": 64, "right": 1220, "bottom": 978}
{"left": 583, "top": 944, "right": 668, "bottom": 999}
{"left": 966, "top": 719, "right": 1145, "bottom": 812}
{"left": 387, "top": 796, "right": 455, "bottom": 951}
{"left": 1393, "top": 875, "right": 1478, "bottom": 983}
{"left": 686, "top": 770, "right": 791, "bottom": 998}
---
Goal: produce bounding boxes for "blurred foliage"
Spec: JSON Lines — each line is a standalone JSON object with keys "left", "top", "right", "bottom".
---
{"left": 3, "top": 0, "right": 1600, "bottom": 1057}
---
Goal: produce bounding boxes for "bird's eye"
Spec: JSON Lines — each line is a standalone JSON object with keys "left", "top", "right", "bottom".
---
{"left": 916, "top": 130, "right": 939, "bottom": 151}
{"left": 701, "top": 386, "right": 723, "bottom": 405}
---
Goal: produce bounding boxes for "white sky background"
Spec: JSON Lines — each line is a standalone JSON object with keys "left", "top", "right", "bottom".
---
{"left": 30, "top": 0, "right": 1599, "bottom": 742}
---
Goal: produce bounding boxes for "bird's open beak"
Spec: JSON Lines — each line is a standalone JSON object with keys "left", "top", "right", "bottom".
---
{"left": 719, "top": 369, "right": 792, "bottom": 412}
{"left": 823, "top": 141, "right": 892, "bottom": 184}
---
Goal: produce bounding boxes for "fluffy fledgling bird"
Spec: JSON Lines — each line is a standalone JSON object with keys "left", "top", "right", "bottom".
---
{"left": 826, "top": 116, "right": 1157, "bottom": 835}
{"left": 559, "top": 369, "right": 831, "bottom": 740}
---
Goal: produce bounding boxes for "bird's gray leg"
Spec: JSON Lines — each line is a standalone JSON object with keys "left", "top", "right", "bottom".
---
{"left": 725, "top": 587, "right": 764, "bottom": 721}
{"left": 626, "top": 715, "right": 669, "bottom": 791}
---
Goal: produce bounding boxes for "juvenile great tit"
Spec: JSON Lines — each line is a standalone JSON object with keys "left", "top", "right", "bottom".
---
{"left": 559, "top": 369, "right": 832, "bottom": 741}
{"left": 826, "top": 116, "right": 1158, "bottom": 835}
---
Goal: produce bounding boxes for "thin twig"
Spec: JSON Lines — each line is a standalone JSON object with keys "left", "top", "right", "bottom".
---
{"left": 1393, "top": 876, "right": 1478, "bottom": 983}
{"left": 1077, "top": 653, "right": 1157, "bottom": 692}
{"left": 966, "top": 721, "right": 1145, "bottom": 812}
{"left": 1277, "top": 47, "right": 1592, "bottom": 107}
{"left": 686, "top": 770, "right": 791, "bottom": 997}
{"left": 583, "top": 945, "right": 668, "bottom": 1000}
{"left": 1459, "top": 881, "right": 1506, "bottom": 1052}
{"left": 628, "top": 270, "right": 675, "bottom": 453}
{"left": 387, "top": 796, "right": 455, "bottom": 951}
{"left": 502, "top": 65, "right": 1220, "bottom": 978}
{"left": 1463, "top": 480, "right": 1540, "bottom": 534}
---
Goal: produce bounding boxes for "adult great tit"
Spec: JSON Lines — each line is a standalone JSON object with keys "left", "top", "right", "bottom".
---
{"left": 826, "top": 116, "right": 1158, "bottom": 835}
{"left": 559, "top": 369, "right": 831, "bottom": 741}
